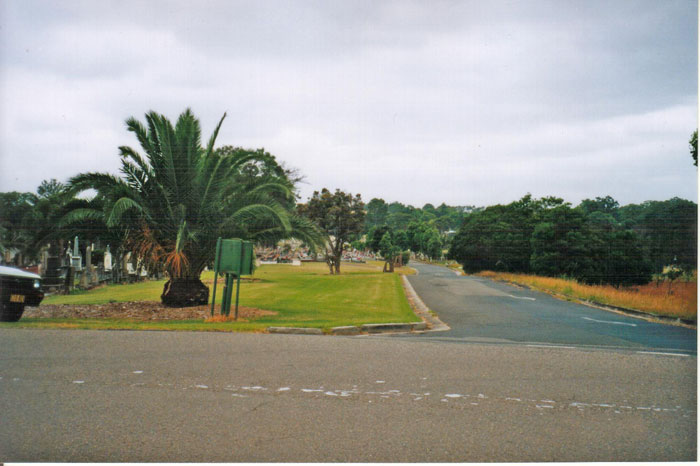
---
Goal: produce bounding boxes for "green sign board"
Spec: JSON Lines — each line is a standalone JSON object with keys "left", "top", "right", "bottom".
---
{"left": 216, "top": 239, "right": 254, "bottom": 275}
{"left": 211, "top": 238, "right": 255, "bottom": 319}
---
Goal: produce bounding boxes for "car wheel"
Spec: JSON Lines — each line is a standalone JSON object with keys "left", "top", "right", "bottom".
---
{"left": 0, "top": 302, "right": 25, "bottom": 322}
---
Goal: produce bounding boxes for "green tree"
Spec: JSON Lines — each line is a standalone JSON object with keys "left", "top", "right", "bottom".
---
{"left": 632, "top": 198, "right": 697, "bottom": 272}
{"left": 297, "top": 188, "right": 365, "bottom": 274}
{"left": 449, "top": 195, "right": 561, "bottom": 273}
{"left": 366, "top": 225, "right": 391, "bottom": 253}
{"left": 68, "top": 109, "right": 321, "bottom": 306}
{"left": 0, "top": 191, "right": 36, "bottom": 262}
{"left": 378, "top": 231, "right": 400, "bottom": 272}
{"left": 579, "top": 196, "right": 620, "bottom": 217}
{"left": 364, "top": 198, "right": 388, "bottom": 232}
{"left": 0, "top": 180, "right": 77, "bottom": 266}
{"left": 690, "top": 129, "right": 697, "bottom": 167}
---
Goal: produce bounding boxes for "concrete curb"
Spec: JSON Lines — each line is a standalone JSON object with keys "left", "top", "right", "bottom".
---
{"left": 401, "top": 274, "right": 450, "bottom": 332}
{"left": 267, "top": 327, "right": 323, "bottom": 335}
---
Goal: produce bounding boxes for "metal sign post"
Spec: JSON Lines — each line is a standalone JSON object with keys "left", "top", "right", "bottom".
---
{"left": 210, "top": 238, "right": 255, "bottom": 319}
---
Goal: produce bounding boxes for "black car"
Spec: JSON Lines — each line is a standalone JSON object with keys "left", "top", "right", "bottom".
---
{"left": 0, "top": 265, "right": 44, "bottom": 322}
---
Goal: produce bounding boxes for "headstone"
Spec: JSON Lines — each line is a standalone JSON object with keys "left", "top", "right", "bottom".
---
{"left": 104, "top": 246, "right": 112, "bottom": 271}
{"left": 70, "top": 236, "right": 82, "bottom": 270}
{"left": 80, "top": 245, "right": 89, "bottom": 287}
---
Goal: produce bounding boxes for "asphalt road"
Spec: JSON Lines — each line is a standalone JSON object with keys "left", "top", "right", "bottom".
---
{"left": 404, "top": 262, "right": 697, "bottom": 354}
{"left": 0, "top": 329, "right": 696, "bottom": 462}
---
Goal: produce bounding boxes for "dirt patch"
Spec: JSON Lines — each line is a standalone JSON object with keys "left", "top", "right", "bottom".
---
{"left": 23, "top": 302, "right": 277, "bottom": 321}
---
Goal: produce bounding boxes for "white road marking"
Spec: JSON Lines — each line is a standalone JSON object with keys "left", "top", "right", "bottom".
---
{"left": 636, "top": 351, "right": 690, "bottom": 357}
{"left": 506, "top": 294, "right": 536, "bottom": 301}
{"left": 72, "top": 380, "right": 84, "bottom": 384}
{"left": 526, "top": 344, "right": 576, "bottom": 349}
{"left": 582, "top": 316, "right": 636, "bottom": 327}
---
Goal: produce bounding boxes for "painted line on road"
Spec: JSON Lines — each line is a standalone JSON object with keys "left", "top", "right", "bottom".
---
{"left": 506, "top": 294, "right": 536, "bottom": 301}
{"left": 636, "top": 351, "right": 690, "bottom": 357}
{"left": 526, "top": 344, "right": 576, "bottom": 349}
{"left": 582, "top": 316, "right": 637, "bottom": 327}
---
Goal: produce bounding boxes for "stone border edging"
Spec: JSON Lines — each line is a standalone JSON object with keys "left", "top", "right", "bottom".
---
{"left": 265, "top": 272, "right": 449, "bottom": 336}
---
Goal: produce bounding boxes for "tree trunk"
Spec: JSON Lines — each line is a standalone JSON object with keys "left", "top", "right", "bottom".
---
{"left": 161, "top": 278, "right": 209, "bottom": 307}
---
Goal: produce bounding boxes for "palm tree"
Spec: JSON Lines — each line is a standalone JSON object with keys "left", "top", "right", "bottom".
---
{"left": 68, "top": 109, "right": 321, "bottom": 306}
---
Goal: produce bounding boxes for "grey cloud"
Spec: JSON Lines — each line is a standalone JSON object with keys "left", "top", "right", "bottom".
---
{"left": 0, "top": 0, "right": 696, "bottom": 208}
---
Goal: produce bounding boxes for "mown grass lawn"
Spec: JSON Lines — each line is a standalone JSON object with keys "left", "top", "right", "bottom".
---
{"left": 4, "top": 261, "right": 419, "bottom": 332}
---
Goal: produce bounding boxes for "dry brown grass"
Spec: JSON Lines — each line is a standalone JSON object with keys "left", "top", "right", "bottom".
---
{"left": 477, "top": 271, "right": 697, "bottom": 321}
{"left": 204, "top": 315, "right": 249, "bottom": 323}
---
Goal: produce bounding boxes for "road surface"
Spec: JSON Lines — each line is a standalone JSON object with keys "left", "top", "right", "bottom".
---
{"left": 0, "top": 328, "right": 696, "bottom": 462}
{"left": 404, "top": 262, "right": 696, "bottom": 354}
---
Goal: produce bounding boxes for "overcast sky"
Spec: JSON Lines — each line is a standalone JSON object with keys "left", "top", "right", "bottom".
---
{"left": 1, "top": 0, "right": 697, "bottom": 208}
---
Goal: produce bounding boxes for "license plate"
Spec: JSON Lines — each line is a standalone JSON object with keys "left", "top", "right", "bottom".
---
{"left": 9, "top": 294, "right": 25, "bottom": 303}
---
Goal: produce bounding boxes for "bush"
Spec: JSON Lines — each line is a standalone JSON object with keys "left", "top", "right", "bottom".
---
{"left": 401, "top": 251, "right": 410, "bottom": 266}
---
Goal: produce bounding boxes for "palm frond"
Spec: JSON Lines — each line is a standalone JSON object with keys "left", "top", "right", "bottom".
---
{"left": 67, "top": 172, "right": 124, "bottom": 195}
{"left": 57, "top": 208, "right": 105, "bottom": 227}
{"left": 107, "top": 197, "right": 144, "bottom": 227}
{"left": 225, "top": 203, "right": 292, "bottom": 234}
{"left": 125, "top": 116, "right": 156, "bottom": 159}
{"left": 204, "top": 112, "right": 227, "bottom": 159}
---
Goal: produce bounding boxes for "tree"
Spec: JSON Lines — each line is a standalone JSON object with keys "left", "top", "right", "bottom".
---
{"left": 449, "top": 195, "right": 563, "bottom": 273}
{"left": 691, "top": 129, "right": 697, "bottom": 167}
{"left": 364, "top": 198, "right": 388, "bottom": 232}
{"left": 0, "top": 180, "right": 77, "bottom": 266}
{"left": 68, "top": 109, "right": 322, "bottom": 306}
{"left": 579, "top": 196, "right": 620, "bottom": 217}
{"left": 0, "top": 191, "right": 36, "bottom": 263}
{"left": 530, "top": 206, "right": 595, "bottom": 280}
{"left": 378, "top": 232, "right": 400, "bottom": 272}
{"left": 298, "top": 188, "right": 365, "bottom": 274}
{"left": 631, "top": 198, "right": 697, "bottom": 272}
{"left": 366, "top": 225, "right": 391, "bottom": 253}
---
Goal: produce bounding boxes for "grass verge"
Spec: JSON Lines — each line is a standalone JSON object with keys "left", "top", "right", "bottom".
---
{"left": 477, "top": 271, "right": 697, "bottom": 322}
{"left": 2, "top": 261, "right": 419, "bottom": 332}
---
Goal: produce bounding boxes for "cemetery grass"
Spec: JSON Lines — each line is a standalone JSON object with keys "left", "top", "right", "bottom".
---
{"left": 2, "top": 262, "right": 420, "bottom": 332}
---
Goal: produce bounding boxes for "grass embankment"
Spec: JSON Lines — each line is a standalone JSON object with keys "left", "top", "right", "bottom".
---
{"left": 477, "top": 271, "right": 697, "bottom": 322}
{"left": 4, "top": 261, "right": 418, "bottom": 332}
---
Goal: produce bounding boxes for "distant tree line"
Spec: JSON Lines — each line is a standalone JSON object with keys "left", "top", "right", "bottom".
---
{"left": 448, "top": 194, "right": 697, "bottom": 287}
{"left": 3, "top": 124, "right": 697, "bottom": 292}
